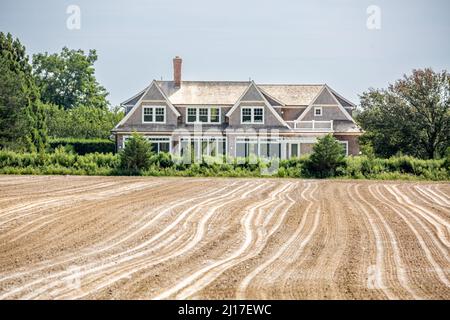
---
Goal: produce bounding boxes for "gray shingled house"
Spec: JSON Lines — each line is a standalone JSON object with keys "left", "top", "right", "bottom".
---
{"left": 112, "top": 57, "right": 362, "bottom": 159}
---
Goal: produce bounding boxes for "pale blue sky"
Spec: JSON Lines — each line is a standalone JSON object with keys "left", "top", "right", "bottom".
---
{"left": 1, "top": 0, "right": 449, "bottom": 107}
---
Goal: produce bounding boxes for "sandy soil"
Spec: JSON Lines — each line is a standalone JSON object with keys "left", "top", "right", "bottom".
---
{"left": 0, "top": 175, "right": 449, "bottom": 300}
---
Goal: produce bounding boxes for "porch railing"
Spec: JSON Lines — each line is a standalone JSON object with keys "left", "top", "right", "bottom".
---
{"left": 286, "top": 120, "right": 333, "bottom": 132}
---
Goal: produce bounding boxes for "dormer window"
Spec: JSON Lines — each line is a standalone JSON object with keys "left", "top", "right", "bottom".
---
{"left": 143, "top": 106, "right": 166, "bottom": 123}
{"left": 314, "top": 107, "right": 322, "bottom": 117}
{"left": 241, "top": 107, "right": 264, "bottom": 124}
{"left": 199, "top": 108, "right": 208, "bottom": 122}
{"left": 210, "top": 108, "right": 220, "bottom": 123}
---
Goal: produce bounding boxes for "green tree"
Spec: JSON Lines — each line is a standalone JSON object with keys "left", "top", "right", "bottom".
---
{"left": 357, "top": 68, "right": 450, "bottom": 159}
{"left": 44, "top": 104, "right": 123, "bottom": 139}
{"left": 0, "top": 32, "right": 47, "bottom": 152}
{"left": 119, "top": 132, "right": 153, "bottom": 173}
{"left": 32, "top": 47, "right": 109, "bottom": 110}
{"left": 308, "top": 134, "right": 345, "bottom": 178}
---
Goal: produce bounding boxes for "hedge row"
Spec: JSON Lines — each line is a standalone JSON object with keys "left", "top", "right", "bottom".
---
{"left": 49, "top": 138, "right": 115, "bottom": 155}
{"left": 340, "top": 155, "right": 449, "bottom": 181}
{"left": 0, "top": 149, "right": 448, "bottom": 181}
{"left": 0, "top": 149, "right": 119, "bottom": 175}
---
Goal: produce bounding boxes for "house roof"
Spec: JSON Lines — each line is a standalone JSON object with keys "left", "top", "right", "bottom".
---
{"left": 122, "top": 81, "right": 348, "bottom": 107}
{"left": 157, "top": 81, "right": 250, "bottom": 105}
{"left": 258, "top": 84, "right": 324, "bottom": 106}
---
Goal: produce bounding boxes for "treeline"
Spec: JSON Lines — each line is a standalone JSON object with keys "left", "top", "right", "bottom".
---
{"left": 1, "top": 134, "right": 448, "bottom": 180}
{"left": 0, "top": 32, "right": 123, "bottom": 152}
{"left": 356, "top": 68, "right": 449, "bottom": 159}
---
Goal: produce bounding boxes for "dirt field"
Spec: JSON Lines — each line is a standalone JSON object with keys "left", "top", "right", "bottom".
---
{"left": 0, "top": 175, "right": 449, "bottom": 300}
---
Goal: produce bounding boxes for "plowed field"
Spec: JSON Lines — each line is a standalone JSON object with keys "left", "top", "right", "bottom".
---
{"left": 0, "top": 176, "right": 449, "bottom": 299}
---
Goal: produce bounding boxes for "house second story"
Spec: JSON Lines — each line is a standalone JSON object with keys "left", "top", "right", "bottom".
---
{"left": 113, "top": 56, "right": 362, "bottom": 137}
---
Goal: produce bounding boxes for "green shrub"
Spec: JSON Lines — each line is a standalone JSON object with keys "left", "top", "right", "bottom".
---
{"left": 51, "top": 146, "right": 76, "bottom": 167}
{"left": 49, "top": 138, "right": 115, "bottom": 155}
{"left": 307, "top": 134, "right": 345, "bottom": 178}
{"left": 443, "top": 147, "right": 450, "bottom": 171}
{"left": 150, "top": 152, "right": 173, "bottom": 169}
{"left": 118, "top": 133, "right": 153, "bottom": 173}
{"left": 340, "top": 155, "right": 448, "bottom": 180}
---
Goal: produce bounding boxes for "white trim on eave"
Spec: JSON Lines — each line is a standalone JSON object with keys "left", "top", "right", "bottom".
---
{"left": 323, "top": 85, "right": 356, "bottom": 123}
{"left": 257, "top": 86, "right": 286, "bottom": 107}
{"left": 155, "top": 82, "right": 181, "bottom": 117}
{"left": 114, "top": 80, "right": 180, "bottom": 129}
{"left": 327, "top": 86, "right": 356, "bottom": 108}
{"left": 121, "top": 87, "right": 148, "bottom": 106}
{"left": 295, "top": 85, "right": 356, "bottom": 123}
{"left": 294, "top": 85, "right": 326, "bottom": 122}
{"left": 114, "top": 82, "right": 153, "bottom": 128}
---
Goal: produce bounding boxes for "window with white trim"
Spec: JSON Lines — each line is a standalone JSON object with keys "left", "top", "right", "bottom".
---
{"left": 155, "top": 107, "right": 165, "bottom": 122}
{"left": 241, "top": 107, "right": 264, "bottom": 124}
{"left": 253, "top": 108, "right": 263, "bottom": 122}
{"left": 210, "top": 108, "right": 220, "bottom": 123}
{"left": 186, "top": 107, "right": 221, "bottom": 124}
{"left": 241, "top": 108, "right": 252, "bottom": 123}
{"left": 199, "top": 108, "right": 208, "bottom": 122}
{"left": 314, "top": 107, "right": 322, "bottom": 117}
{"left": 235, "top": 137, "right": 258, "bottom": 158}
{"left": 235, "top": 137, "right": 281, "bottom": 158}
{"left": 339, "top": 141, "right": 348, "bottom": 156}
{"left": 142, "top": 106, "right": 166, "bottom": 123}
{"left": 187, "top": 108, "right": 197, "bottom": 123}
{"left": 180, "top": 137, "right": 227, "bottom": 161}
{"left": 123, "top": 136, "right": 171, "bottom": 153}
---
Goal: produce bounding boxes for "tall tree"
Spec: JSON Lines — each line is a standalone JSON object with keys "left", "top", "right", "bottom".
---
{"left": 44, "top": 104, "right": 124, "bottom": 139}
{"left": 0, "top": 32, "right": 47, "bottom": 152}
{"left": 32, "top": 47, "right": 109, "bottom": 110}
{"left": 357, "top": 68, "right": 450, "bottom": 159}
{"left": 307, "top": 134, "right": 345, "bottom": 178}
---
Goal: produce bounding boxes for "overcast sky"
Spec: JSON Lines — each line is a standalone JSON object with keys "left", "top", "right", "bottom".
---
{"left": 1, "top": 0, "right": 449, "bottom": 107}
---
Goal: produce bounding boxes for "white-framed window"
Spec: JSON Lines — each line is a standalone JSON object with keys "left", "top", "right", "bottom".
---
{"left": 210, "top": 108, "right": 220, "bottom": 123}
{"left": 186, "top": 107, "right": 221, "bottom": 124}
{"left": 235, "top": 137, "right": 258, "bottom": 158}
{"left": 289, "top": 143, "right": 300, "bottom": 158}
{"left": 235, "top": 137, "right": 281, "bottom": 158}
{"left": 338, "top": 141, "right": 349, "bottom": 156}
{"left": 241, "top": 107, "right": 264, "bottom": 124}
{"left": 187, "top": 108, "right": 197, "bottom": 123}
{"left": 180, "top": 137, "right": 227, "bottom": 160}
{"left": 199, "top": 108, "right": 208, "bottom": 122}
{"left": 142, "top": 106, "right": 166, "bottom": 123}
{"left": 123, "top": 136, "right": 171, "bottom": 153}
{"left": 242, "top": 108, "right": 252, "bottom": 123}
{"left": 314, "top": 106, "right": 322, "bottom": 117}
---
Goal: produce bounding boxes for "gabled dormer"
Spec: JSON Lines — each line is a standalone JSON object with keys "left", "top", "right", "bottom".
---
{"left": 114, "top": 80, "right": 180, "bottom": 130}
{"left": 225, "top": 81, "right": 289, "bottom": 129}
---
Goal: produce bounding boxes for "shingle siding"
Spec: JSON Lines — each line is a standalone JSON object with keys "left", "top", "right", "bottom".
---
{"left": 336, "top": 135, "right": 360, "bottom": 156}
{"left": 142, "top": 85, "right": 165, "bottom": 101}
{"left": 302, "top": 105, "right": 349, "bottom": 121}
{"left": 241, "top": 85, "right": 264, "bottom": 101}
{"left": 282, "top": 108, "right": 305, "bottom": 121}
{"left": 313, "top": 88, "right": 338, "bottom": 105}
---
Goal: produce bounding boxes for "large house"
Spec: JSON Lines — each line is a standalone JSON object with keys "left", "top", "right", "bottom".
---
{"left": 112, "top": 57, "right": 362, "bottom": 159}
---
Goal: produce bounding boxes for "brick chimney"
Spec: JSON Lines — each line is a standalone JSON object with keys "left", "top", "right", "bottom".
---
{"left": 173, "top": 56, "right": 182, "bottom": 87}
